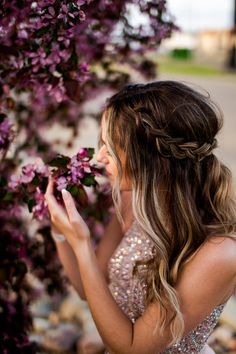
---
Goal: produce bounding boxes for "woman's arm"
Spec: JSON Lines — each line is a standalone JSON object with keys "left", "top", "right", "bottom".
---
{"left": 60, "top": 189, "right": 236, "bottom": 354}
{"left": 45, "top": 175, "right": 133, "bottom": 300}
{"left": 54, "top": 212, "right": 124, "bottom": 300}
{"left": 54, "top": 237, "right": 86, "bottom": 299}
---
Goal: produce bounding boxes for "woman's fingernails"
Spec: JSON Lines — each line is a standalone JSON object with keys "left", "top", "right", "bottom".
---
{"left": 62, "top": 189, "right": 68, "bottom": 198}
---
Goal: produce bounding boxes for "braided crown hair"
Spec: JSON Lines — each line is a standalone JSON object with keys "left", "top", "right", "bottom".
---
{"left": 103, "top": 81, "right": 236, "bottom": 345}
{"left": 107, "top": 82, "right": 219, "bottom": 162}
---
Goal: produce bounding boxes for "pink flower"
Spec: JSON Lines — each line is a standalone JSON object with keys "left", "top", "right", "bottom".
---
{"left": 8, "top": 174, "right": 21, "bottom": 190}
{"left": 77, "top": 0, "right": 87, "bottom": 5}
{"left": 47, "top": 80, "right": 67, "bottom": 102}
{"left": 35, "top": 164, "right": 49, "bottom": 176}
{"left": 56, "top": 176, "right": 68, "bottom": 191}
{"left": 32, "top": 188, "right": 48, "bottom": 220}
{"left": 21, "top": 164, "right": 36, "bottom": 183}
{"left": 78, "top": 147, "right": 89, "bottom": 159}
{"left": 79, "top": 10, "right": 86, "bottom": 21}
{"left": 18, "top": 29, "right": 28, "bottom": 39}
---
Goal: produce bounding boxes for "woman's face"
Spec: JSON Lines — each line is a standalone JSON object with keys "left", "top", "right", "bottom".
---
{"left": 96, "top": 115, "right": 131, "bottom": 191}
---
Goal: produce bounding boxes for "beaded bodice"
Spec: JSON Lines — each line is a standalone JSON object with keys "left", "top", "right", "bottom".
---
{"left": 108, "top": 220, "right": 226, "bottom": 353}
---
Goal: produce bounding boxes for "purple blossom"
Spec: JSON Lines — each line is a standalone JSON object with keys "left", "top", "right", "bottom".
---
{"left": 68, "top": 151, "right": 94, "bottom": 182}
{"left": 77, "top": 0, "right": 87, "bottom": 5}
{"left": 32, "top": 187, "right": 48, "bottom": 221}
{"left": 79, "top": 10, "right": 86, "bottom": 21}
{"left": 0, "top": 0, "right": 178, "bottom": 104}
{"left": 18, "top": 29, "right": 28, "bottom": 39}
{"left": 35, "top": 162, "right": 49, "bottom": 176}
{"left": 79, "top": 62, "right": 89, "bottom": 73}
{"left": 47, "top": 79, "right": 67, "bottom": 102}
{"left": 8, "top": 174, "right": 22, "bottom": 190}
{"left": 77, "top": 147, "right": 89, "bottom": 159}
{"left": 28, "top": 48, "right": 48, "bottom": 73}
{"left": 0, "top": 205, "right": 22, "bottom": 219}
{"left": 83, "top": 162, "right": 91, "bottom": 173}
{"left": 21, "top": 164, "right": 36, "bottom": 183}
{"left": 56, "top": 176, "right": 68, "bottom": 191}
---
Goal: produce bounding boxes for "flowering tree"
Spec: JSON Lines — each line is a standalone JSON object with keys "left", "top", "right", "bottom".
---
{"left": 0, "top": 1, "right": 177, "bottom": 352}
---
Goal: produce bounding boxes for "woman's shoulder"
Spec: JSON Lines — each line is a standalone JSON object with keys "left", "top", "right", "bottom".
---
{"left": 186, "top": 234, "right": 236, "bottom": 270}
{"left": 177, "top": 234, "right": 236, "bottom": 305}
{"left": 199, "top": 234, "right": 236, "bottom": 270}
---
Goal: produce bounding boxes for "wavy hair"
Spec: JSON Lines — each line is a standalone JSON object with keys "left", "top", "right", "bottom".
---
{"left": 103, "top": 81, "right": 236, "bottom": 345}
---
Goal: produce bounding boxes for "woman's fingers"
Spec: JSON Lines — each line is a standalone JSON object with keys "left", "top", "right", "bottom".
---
{"left": 62, "top": 189, "right": 81, "bottom": 223}
{"left": 62, "top": 189, "right": 90, "bottom": 238}
{"left": 45, "top": 175, "right": 58, "bottom": 204}
{"left": 44, "top": 176, "right": 68, "bottom": 225}
{"left": 44, "top": 177, "right": 90, "bottom": 240}
{"left": 45, "top": 174, "right": 54, "bottom": 194}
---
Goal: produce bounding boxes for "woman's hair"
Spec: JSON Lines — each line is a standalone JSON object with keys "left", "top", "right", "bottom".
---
{"left": 103, "top": 81, "right": 236, "bottom": 345}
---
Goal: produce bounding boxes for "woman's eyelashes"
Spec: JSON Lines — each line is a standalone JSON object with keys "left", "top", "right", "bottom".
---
{"left": 103, "top": 144, "right": 111, "bottom": 156}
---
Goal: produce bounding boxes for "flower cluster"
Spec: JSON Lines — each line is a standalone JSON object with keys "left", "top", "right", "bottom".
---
{"left": 0, "top": 0, "right": 178, "bottom": 165}
{"left": 0, "top": 0, "right": 177, "bottom": 104}
{"left": 0, "top": 296, "right": 38, "bottom": 354}
{"left": 53, "top": 148, "right": 114, "bottom": 245}
{"left": 0, "top": 0, "right": 178, "bottom": 350}
{"left": 0, "top": 0, "right": 92, "bottom": 102}
{"left": 6, "top": 148, "right": 112, "bottom": 234}
{"left": 0, "top": 219, "right": 39, "bottom": 353}
{"left": 7, "top": 161, "right": 50, "bottom": 221}
{"left": 47, "top": 148, "right": 114, "bottom": 243}
{"left": 50, "top": 148, "right": 102, "bottom": 208}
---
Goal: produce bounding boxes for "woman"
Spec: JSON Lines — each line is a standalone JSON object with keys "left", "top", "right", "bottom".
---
{"left": 45, "top": 81, "right": 236, "bottom": 354}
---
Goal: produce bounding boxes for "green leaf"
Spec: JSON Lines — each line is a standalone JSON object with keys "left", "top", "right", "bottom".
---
{"left": 0, "top": 176, "right": 7, "bottom": 187}
{"left": 3, "top": 191, "right": 14, "bottom": 201}
{"left": 47, "top": 154, "right": 70, "bottom": 167}
{"left": 81, "top": 174, "right": 96, "bottom": 186}
{"left": 77, "top": 186, "right": 88, "bottom": 206}
{"left": 86, "top": 148, "right": 95, "bottom": 160}
{"left": 66, "top": 184, "right": 88, "bottom": 206}
{"left": 67, "top": 184, "right": 79, "bottom": 197}
{"left": 31, "top": 176, "right": 40, "bottom": 186}
{"left": 27, "top": 198, "right": 37, "bottom": 213}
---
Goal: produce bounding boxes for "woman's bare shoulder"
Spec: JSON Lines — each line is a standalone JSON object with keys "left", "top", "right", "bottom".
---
{"left": 191, "top": 234, "right": 236, "bottom": 270}
{"left": 184, "top": 234, "right": 236, "bottom": 297}
{"left": 203, "top": 234, "right": 236, "bottom": 267}
{"left": 175, "top": 234, "right": 236, "bottom": 309}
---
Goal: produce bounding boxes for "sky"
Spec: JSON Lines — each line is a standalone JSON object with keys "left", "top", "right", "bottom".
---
{"left": 166, "top": 0, "right": 234, "bottom": 32}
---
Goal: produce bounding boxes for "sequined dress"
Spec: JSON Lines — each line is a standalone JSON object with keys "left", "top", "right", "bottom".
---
{"left": 108, "top": 220, "right": 226, "bottom": 353}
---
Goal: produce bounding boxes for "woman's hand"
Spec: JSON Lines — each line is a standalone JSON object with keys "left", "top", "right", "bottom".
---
{"left": 44, "top": 176, "right": 90, "bottom": 249}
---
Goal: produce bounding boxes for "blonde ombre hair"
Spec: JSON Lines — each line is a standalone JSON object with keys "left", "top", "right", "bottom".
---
{"left": 103, "top": 81, "right": 236, "bottom": 345}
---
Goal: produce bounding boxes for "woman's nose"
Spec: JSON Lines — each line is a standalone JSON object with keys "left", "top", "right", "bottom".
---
{"left": 96, "top": 145, "right": 108, "bottom": 164}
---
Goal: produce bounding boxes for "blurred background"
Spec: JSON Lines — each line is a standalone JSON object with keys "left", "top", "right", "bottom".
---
{"left": 1, "top": 1, "right": 235, "bottom": 353}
